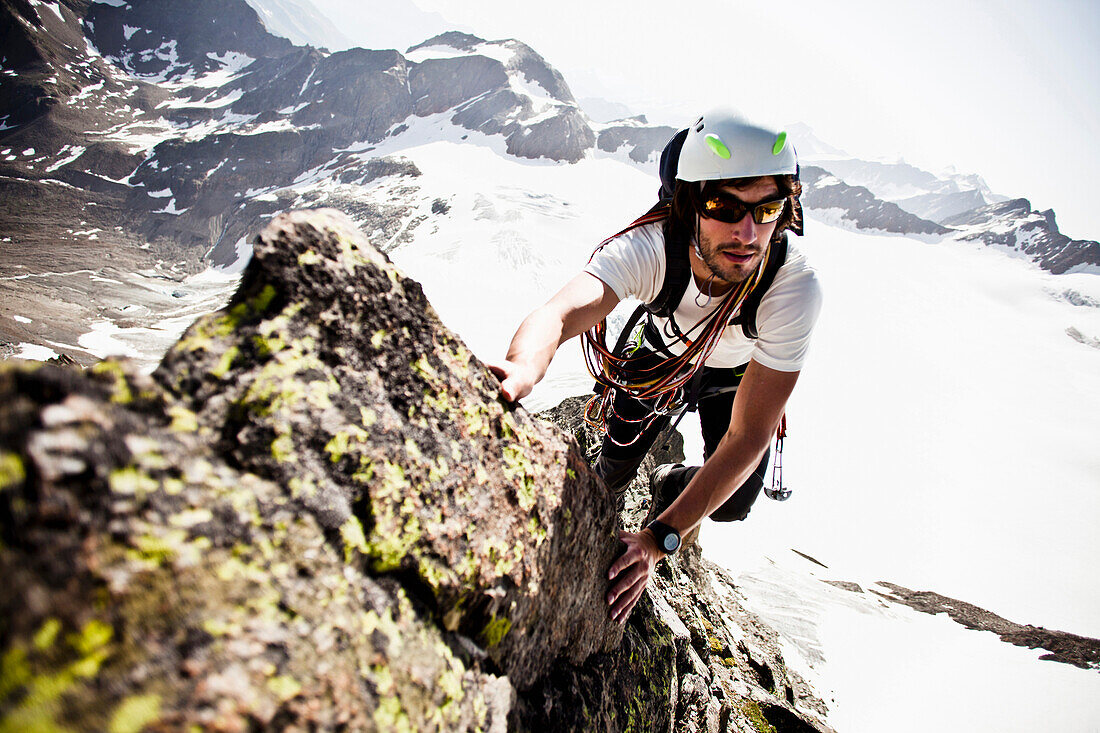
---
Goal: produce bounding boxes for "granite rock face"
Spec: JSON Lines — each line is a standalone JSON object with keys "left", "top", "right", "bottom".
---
{"left": 800, "top": 165, "right": 950, "bottom": 237}
{"left": 0, "top": 210, "right": 832, "bottom": 731}
{"left": 597, "top": 123, "right": 678, "bottom": 164}
{"left": 940, "top": 198, "right": 1100, "bottom": 274}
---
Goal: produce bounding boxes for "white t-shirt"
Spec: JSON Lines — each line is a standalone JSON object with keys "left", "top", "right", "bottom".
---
{"left": 584, "top": 221, "right": 822, "bottom": 372}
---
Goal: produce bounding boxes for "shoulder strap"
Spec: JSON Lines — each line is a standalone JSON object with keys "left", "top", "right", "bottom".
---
{"left": 643, "top": 218, "right": 691, "bottom": 320}
{"left": 730, "top": 233, "right": 789, "bottom": 339}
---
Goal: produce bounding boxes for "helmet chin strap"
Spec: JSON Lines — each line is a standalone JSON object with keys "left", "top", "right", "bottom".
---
{"left": 692, "top": 212, "right": 717, "bottom": 307}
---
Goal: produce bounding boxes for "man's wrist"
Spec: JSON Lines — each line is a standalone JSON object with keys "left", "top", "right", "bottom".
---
{"left": 644, "top": 520, "right": 681, "bottom": 555}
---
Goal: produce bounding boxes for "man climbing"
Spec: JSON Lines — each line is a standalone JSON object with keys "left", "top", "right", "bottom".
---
{"left": 490, "top": 110, "right": 822, "bottom": 624}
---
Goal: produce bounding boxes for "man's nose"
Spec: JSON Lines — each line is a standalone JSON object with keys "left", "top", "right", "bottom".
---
{"left": 728, "top": 211, "right": 759, "bottom": 244}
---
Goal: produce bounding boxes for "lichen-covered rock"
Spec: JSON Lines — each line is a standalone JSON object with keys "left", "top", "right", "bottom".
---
{"left": 529, "top": 399, "right": 835, "bottom": 733}
{"left": 0, "top": 357, "right": 511, "bottom": 730}
{"left": 1, "top": 209, "right": 831, "bottom": 732}
{"left": 155, "top": 209, "right": 623, "bottom": 689}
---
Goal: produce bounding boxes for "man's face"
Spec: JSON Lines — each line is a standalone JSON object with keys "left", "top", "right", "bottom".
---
{"left": 693, "top": 177, "right": 782, "bottom": 286}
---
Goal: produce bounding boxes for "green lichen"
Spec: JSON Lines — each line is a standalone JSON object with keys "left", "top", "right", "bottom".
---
{"left": 240, "top": 334, "right": 332, "bottom": 416}
{"left": 370, "top": 511, "right": 420, "bottom": 573}
{"left": 352, "top": 459, "right": 375, "bottom": 484}
{"left": 168, "top": 508, "right": 213, "bottom": 529}
{"left": 426, "top": 456, "right": 449, "bottom": 485}
{"left": 229, "top": 284, "right": 277, "bottom": 322}
{"left": 131, "top": 529, "right": 190, "bottom": 565}
{"left": 0, "top": 619, "right": 114, "bottom": 733}
{"left": 527, "top": 516, "right": 547, "bottom": 547}
{"left": 359, "top": 406, "right": 377, "bottom": 428}
{"left": 417, "top": 556, "right": 453, "bottom": 596}
{"left": 108, "top": 466, "right": 158, "bottom": 498}
{"left": 480, "top": 538, "right": 518, "bottom": 577}
{"left": 480, "top": 615, "right": 511, "bottom": 648}
{"left": 0, "top": 452, "right": 25, "bottom": 491}
{"left": 92, "top": 360, "right": 133, "bottom": 404}
{"left": 741, "top": 701, "right": 777, "bottom": 733}
{"left": 107, "top": 694, "right": 162, "bottom": 733}
{"left": 373, "top": 461, "right": 409, "bottom": 499}
{"left": 708, "top": 635, "right": 724, "bottom": 654}
{"left": 462, "top": 403, "right": 490, "bottom": 437}
{"left": 267, "top": 675, "right": 302, "bottom": 702}
{"left": 288, "top": 476, "right": 318, "bottom": 499}
{"left": 502, "top": 445, "right": 537, "bottom": 511}
{"left": 201, "top": 618, "right": 239, "bottom": 637}
{"left": 176, "top": 312, "right": 236, "bottom": 353}
{"left": 371, "top": 330, "right": 387, "bottom": 349}
{"left": 271, "top": 431, "right": 294, "bottom": 462}
{"left": 297, "top": 249, "right": 323, "bottom": 266}
{"left": 566, "top": 468, "right": 577, "bottom": 480}
{"left": 32, "top": 619, "right": 62, "bottom": 652}
{"left": 209, "top": 345, "right": 240, "bottom": 379}
{"left": 0, "top": 647, "right": 30, "bottom": 701}
{"left": 373, "top": 696, "right": 413, "bottom": 733}
{"left": 167, "top": 405, "right": 198, "bottom": 433}
{"left": 403, "top": 438, "right": 423, "bottom": 463}
{"left": 423, "top": 388, "right": 454, "bottom": 415}
{"left": 340, "top": 516, "right": 368, "bottom": 563}
{"left": 325, "top": 425, "right": 369, "bottom": 464}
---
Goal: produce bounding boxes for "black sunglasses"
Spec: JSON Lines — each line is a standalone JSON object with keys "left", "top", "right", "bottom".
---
{"left": 699, "top": 191, "right": 786, "bottom": 225}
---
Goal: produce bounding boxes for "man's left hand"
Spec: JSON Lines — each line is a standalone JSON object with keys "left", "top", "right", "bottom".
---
{"left": 607, "top": 529, "right": 662, "bottom": 624}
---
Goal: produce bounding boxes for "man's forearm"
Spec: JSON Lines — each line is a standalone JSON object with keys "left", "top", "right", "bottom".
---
{"left": 502, "top": 306, "right": 568, "bottom": 383}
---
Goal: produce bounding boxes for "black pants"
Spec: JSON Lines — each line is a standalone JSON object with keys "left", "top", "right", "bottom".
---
{"left": 594, "top": 357, "right": 768, "bottom": 522}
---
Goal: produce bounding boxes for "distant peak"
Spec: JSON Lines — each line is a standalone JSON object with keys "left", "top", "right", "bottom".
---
{"left": 407, "top": 31, "right": 486, "bottom": 54}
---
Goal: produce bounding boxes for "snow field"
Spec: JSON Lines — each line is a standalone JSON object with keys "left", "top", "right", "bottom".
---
{"left": 704, "top": 220, "right": 1100, "bottom": 637}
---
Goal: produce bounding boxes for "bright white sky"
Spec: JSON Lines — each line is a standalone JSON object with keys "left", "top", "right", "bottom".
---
{"left": 331, "top": 0, "right": 1100, "bottom": 241}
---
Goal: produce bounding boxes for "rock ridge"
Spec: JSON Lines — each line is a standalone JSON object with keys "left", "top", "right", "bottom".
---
{"left": 0, "top": 209, "right": 832, "bottom": 731}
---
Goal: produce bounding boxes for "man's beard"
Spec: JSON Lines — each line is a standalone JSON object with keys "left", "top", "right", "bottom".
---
{"left": 696, "top": 231, "right": 765, "bottom": 286}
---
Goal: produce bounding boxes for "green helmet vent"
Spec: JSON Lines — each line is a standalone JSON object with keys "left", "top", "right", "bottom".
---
{"left": 705, "top": 134, "right": 731, "bottom": 159}
{"left": 772, "top": 131, "right": 788, "bottom": 156}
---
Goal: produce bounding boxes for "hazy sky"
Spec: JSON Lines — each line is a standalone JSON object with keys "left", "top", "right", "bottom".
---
{"left": 329, "top": 0, "right": 1100, "bottom": 240}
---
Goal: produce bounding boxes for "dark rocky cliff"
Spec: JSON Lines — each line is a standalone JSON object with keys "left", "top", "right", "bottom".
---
{"left": 940, "top": 198, "right": 1100, "bottom": 274}
{"left": 799, "top": 165, "right": 950, "bottom": 237}
{"left": 0, "top": 210, "right": 832, "bottom": 731}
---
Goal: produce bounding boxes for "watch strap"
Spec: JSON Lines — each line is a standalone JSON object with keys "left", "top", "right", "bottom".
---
{"left": 646, "top": 520, "right": 681, "bottom": 554}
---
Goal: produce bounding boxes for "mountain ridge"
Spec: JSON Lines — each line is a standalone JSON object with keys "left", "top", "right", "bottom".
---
{"left": 1, "top": 0, "right": 1097, "bottom": 363}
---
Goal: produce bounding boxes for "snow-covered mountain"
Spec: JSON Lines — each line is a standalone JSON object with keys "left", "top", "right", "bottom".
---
{"left": 3, "top": 2, "right": 1100, "bottom": 728}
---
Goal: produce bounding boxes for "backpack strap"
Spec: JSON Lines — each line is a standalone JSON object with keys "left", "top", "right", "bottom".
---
{"left": 643, "top": 218, "right": 692, "bottom": 322}
{"left": 729, "top": 232, "right": 789, "bottom": 339}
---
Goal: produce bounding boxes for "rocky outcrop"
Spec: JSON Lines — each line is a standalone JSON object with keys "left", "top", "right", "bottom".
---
{"left": 0, "top": 210, "right": 832, "bottom": 731}
{"left": 810, "top": 157, "right": 998, "bottom": 205}
{"left": 800, "top": 165, "right": 950, "bottom": 236}
{"left": 85, "top": 0, "right": 295, "bottom": 81}
{"left": 597, "top": 122, "right": 678, "bottom": 164}
{"left": 940, "top": 198, "right": 1100, "bottom": 274}
{"left": 871, "top": 583, "right": 1100, "bottom": 670}
{"left": 408, "top": 33, "right": 595, "bottom": 163}
{"left": 0, "top": 0, "right": 637, "bottom": 360}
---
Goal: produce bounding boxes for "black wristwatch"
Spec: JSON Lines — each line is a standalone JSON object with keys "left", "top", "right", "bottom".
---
{"left": 646, "top": 520, "right": 681, "bottom": 555}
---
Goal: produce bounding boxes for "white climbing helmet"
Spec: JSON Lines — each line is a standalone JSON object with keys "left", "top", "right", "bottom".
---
{"left": 675, "top": 109, "right": 797, "bottom": 182}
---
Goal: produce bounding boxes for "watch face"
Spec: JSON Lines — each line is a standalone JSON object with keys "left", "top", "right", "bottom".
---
{"left": 662, "top": 533, "right": 680, "bottom": 552}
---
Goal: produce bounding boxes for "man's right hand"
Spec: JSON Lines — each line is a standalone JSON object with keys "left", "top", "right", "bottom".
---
{"left": 488, "top": 273, "right": 620, "bottom": 404}
{"left": 487, "top": 359, "right": 538, "bottom": 403}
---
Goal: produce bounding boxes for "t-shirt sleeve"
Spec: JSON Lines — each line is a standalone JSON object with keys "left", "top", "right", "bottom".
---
{"left": 583, "top": 224, "right": 665, "bottom": 303}
{"left": 751, "top": 261, "right": 823, "bottom": 372}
